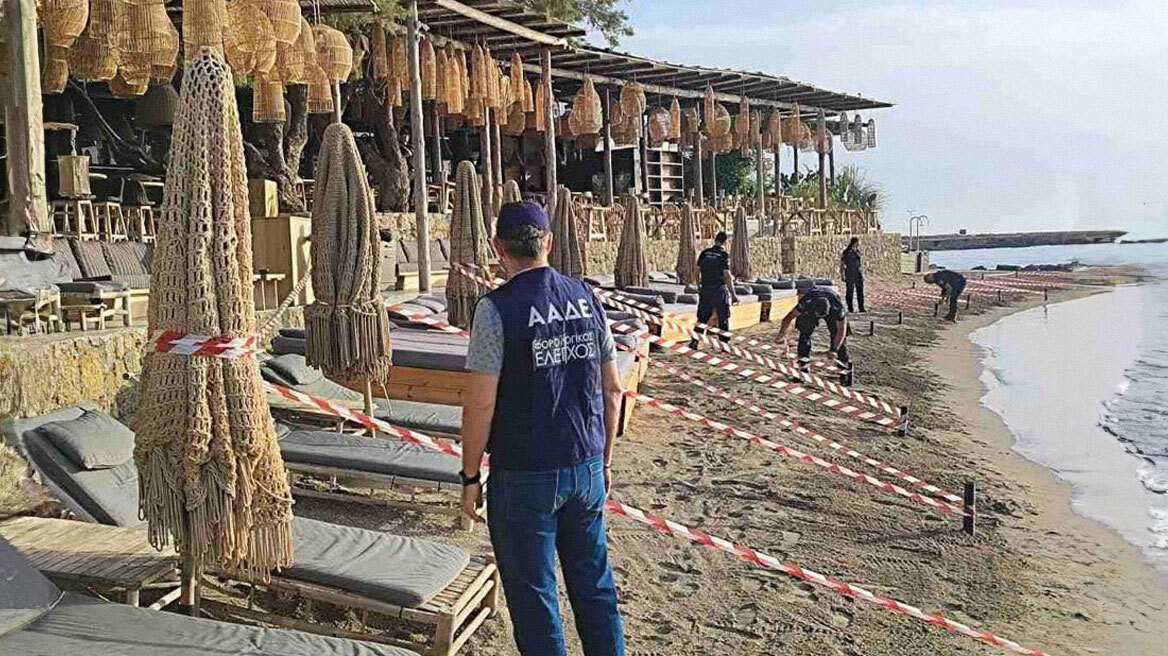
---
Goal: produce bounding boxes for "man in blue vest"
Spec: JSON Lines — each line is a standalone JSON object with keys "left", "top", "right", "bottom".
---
{"left": 461, "top": 201, "right": 626, "bottom": 656}
{"left": 775, "top": 285, "right": 850, "bottom": 372}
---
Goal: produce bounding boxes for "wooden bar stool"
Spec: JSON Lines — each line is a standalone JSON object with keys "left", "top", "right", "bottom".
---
{"left": 125, "top": 205, "right": 156, "bottom": 242}
{"left": 50, "top": 198, "right": 99, "bottom": 239}
{"left": 94, "top": 201, "right": 128, "bottom": 240}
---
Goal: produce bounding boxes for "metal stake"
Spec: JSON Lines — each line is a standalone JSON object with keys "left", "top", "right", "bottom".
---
{"left": 962, "top": 481, "right": 977, "bottom": 536}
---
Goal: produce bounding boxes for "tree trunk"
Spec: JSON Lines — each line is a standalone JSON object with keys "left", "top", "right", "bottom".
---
{"left": 368, "top": 81, "right": 410, "bottom": 212}
{"left": 284, "top": 85, "right": 309, "bottom": 186}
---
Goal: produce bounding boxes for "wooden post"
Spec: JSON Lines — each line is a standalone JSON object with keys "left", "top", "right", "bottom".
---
{"left": 480, "top": 108, "right": 494, "bottom": 220}
{"left": 708, "top": 152, "right": 717, "bottom": 207}
{"left": 3, "top": 0, "right": 49, "bottom": 237}
{"left": 540, "top": 49, "right": 557, "bottom": 216}
{"left": 694, "top": 134, "right": 705, "bottom": 208}
{"left": 962, "top": 481, "right": 977, "bottom": 536}
{"left": 829, "top": 147, "right": 836, "bottom": 183}
{"left": 816, "top": 110, "right": 827, "bottom": 209}
{"left": 407, "top": 1, "right": 431, "bottom": 291}
{"left": 602, "top": 88, "right": 614, "bottom": 206}
{"left": 792, "top": 145, "right": 799, "bottom": 183}
{"left": 754, "top": 112, "right": 764, "bottom": 213}
{"left": 428, "top": 101, "right": 445, "bottom": 213}
{"left": 492, "top": 106, "right": 503, "bottom": 213}
{"left": 639, "top": 115, "right": 649, "bottom": 201}
{"left": 773, "top": 143, "right": 782, "bottom": 196}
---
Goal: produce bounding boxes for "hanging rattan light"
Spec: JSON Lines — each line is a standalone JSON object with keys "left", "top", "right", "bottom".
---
{"left": 69, "top": 0, "right": 120, "bottom": 82}
{"left": 503, "top": 103, "right": 525, "bottom": 136}
{"left": 708, "top": 102, "right": 731, "bottom": 138}
{"left": 253, "top": 75, "right": 286, "bottom": 123}
{"left": 253, "top": 0, "right": 301, "bottom": 46}
{"left": 619, "top": 82, "right": 646, "bottom": 135}
{"left": 647, "top": 107, "right": 670, "bottom": 146}
{"left": 118, "top": 0, "right": 172, "bottom": 86}
{"left": 224, "top": 0, "right": 276, "bottom": 77}
{"left": 150, "top": 16, "right": 180, "bottom": 84}
{"left": 533, "top": 79, "right": 548, "bottom": 132}
{"left": 135, "top": 82, "right": 178, "bottom": 126}
{"left": 702, "top": 85, "right": 716, "bottom": 130}
{"left": 866, "top": 118, "right": 877, "bottom": 148}
{"left": 765, "top": 110, "right": 783, "bottom": 148}
{"left": 43, "top": 0, "right": 89, "bottom": 49}
{"left": 421, "top": 36, "right": 437, "bottom": 100}
{"left": 668, "top": 97, "right": 681, "bottom": 140}
{"left": 307, "top": 64, "right": 334, "bottom": 114}
{"left": 469, "top": 44, "right": 486, "bottom": 100}
{"left": 459, "top": 48, "right": 470, "bottom": 102}
{"left": 391, "top": 33, "right": 407, "bottom": 86}
{"left": 314, "top": 24, "right": 352, "bottom": 83}
{"left": 276, "top": 42, "right": 304, "bottom": 84}
{"left": 568, "top": 77, "right": 602, "bottom": 136}
{"left": 42, "top": 46, "right": 69, "bottom": 94}
{"left": 735, "top": 95, "right": 750, "bottom": 139}
{"left": 521, "top": 77, "right": 534, "bottom": 113}
{"left": 466, "top": 97, "right": 485, "bottom": 127}
{"left": 509, "top": 53, "right": 523, "bottom": 98}
{"left": 370, "top": 27, "right": 388, "bottom": 80}
{"left": 109, "top": 69, "right": 148, "bottom": 98}
{"left": 435, "top": 46, "right": 448, "bottom": 108}
{"left": 183, "top": 0, "right": 225, "bottom": 60}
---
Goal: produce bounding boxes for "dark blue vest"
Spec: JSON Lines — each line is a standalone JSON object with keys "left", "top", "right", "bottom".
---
{"left": 485, "top": 266, "right": 607, "bottom": 471}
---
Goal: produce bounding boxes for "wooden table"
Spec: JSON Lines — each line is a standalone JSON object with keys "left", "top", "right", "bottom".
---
{"left": 0, "top": 516, "right": 177, "bottom": 606}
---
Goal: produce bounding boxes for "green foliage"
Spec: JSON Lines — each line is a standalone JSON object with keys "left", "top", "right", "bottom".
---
{"left": 786, "top": 164, "right": 884, "bottom": 211}
{"left": 714, "top": 150, "right": 773, "bottom": 197}
{"left": 520, "top": 0, "right": 633, "bottom": 45}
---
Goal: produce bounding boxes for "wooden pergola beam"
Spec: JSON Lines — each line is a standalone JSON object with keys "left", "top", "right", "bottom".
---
{"left": 427, "top": 0, "right": 569, "bottom": 48}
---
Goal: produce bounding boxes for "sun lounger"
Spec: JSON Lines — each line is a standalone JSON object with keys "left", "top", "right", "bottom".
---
{"left": 0, "top": 534, "right": 416, "bottom": 656}
{"left": 3, "top": 407, "right": 500, "bottom": 656}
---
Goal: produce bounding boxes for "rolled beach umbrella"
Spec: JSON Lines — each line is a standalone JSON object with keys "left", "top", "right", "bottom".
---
{"left": 549, "top": 186, "right": 584, "bottom": 278}
{"left": 730, "top": 205, "right": 752, "bottom": 280}
{"left": 614, "top": 193, "right": 648, "bottom": 289}
{"left": 446, "top": 160, "right": 490, "bottom": 329}
{"left": 501, "top": 179, "right": 522, "bottom": 204}
{"left": 305, "top": 123, "right": 393, "bottom": 384}
{"left": 135, "top": 49, "right": 293, "bottom": 579}
{"left": 676, "top": 202, "right": 699, "bottom": 286}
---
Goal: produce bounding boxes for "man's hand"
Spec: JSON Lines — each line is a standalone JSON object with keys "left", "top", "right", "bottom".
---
{"left": 731, "top": 296, "right": 740, "bottom": 306}
{"left": 461, "top": 483, "right": 484, "bottom": 523}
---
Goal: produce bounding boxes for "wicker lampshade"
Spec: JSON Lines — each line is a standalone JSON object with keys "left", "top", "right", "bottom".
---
{"left": 647, "top": 107, "right": 670, "bottom": 146}
{"left": 707, "top": 103, "right": 731, "bottom": 138}
{"left": 682, "top": 107, "right": 699, "bottom": 134}
{"left": 43, "top": 0, "right": 89, "bottom": 48}
{"left": 668, "top": 98, "right": 681, "bottom": 140}
{"left": 499, "top": 75, "right": 512, "bottom": 110}
{"left": 702, "top": 85, "right": 716, "bottom": 129}
{"left": 459, "top": 48, "right": 470, "bottom": 101}
{"left": 42, "top": 46, "right": 69, "bottom": 94}
{"left": 503, "top": 104, "right": 525, "bottom": 136}
{"left": 69, "top": 0, "right": 120, "bottom": 82}
{"left": 224, "top": 0, "right": 275, "bottom": 77}
{"left": 485, "top": 48, "right": 501, "bottom": 109}
{"left": 619, "top": 82, "right": 646, "bottom": 125}
{"left": 307, "top": 64, "right": 334, "bottom": 114}
{"left": 253, "top": 0, "right": 300, "bottom": 45}
{"left": 118, "top": 0, "right": 173, "bottom": 86}
{"left": 314, "top": 24, "right": 352, "bottom": 83}
{"left": 466, "top": 97, "right": 484, "bottom": 128}
{"left": 533, "top": 79, "right": 548, "bottom": 132}
{"left": 866, "top": 118, "right": 877, "bottom": 148}
{"left": 509, "top": 53, "right": 523, "bottom": 99}
{"left": 150, "top": 16, "right": 180, "bottom": 84}
{"left": 253, "top": 75, "right": 286, "bottom": 122}
{"left": 568, "top": 78, "right": 602, "bottom": 136}
{"left": 370, "top": 27, "right": 388, "bottom": 80}
{"left": 766, "top": 111, "right": 783, "bottom": 146}
{"left": 468, "top": 44, "right": 485, "bottom": 100}
{"left": 109, "top": 70, "right": 147, "bottom": 98}
{"left": 421, "top": 37, "right": 437, "bottom": 100}
{"left": 134, "top": 82, "right": 178, "bottom": 126}
{"left": 275, "top": 43, "right": 303, "bottom": 84}
{"left": 521, "top": 77, "right": 534, "bottom": 113}
{"left": 391, "top": 34, "right": 407, "bottom": 85}
{"left": 182, "top": 0, "right": 225, "bottom": 59}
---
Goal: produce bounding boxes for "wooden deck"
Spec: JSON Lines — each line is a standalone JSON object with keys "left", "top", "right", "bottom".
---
{"left": 656, "top": 293, "right": 797, "bottom": 342}
{"left": 0, "top": 516, "right": 178, "bottom": 606}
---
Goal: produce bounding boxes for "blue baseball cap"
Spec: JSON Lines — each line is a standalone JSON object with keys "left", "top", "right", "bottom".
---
{"left": 496, "top": 201, "right": 550, "bottom": 239}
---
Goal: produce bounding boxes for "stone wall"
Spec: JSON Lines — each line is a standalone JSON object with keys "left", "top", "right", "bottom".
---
{"left": 782, "top": 233, "right": 902, "bottom": 280}
{"left": 378, "top": 212, "right": 451, "bottom": 241}
{"left": 585, "top": 237, "right": 785, "bottom": 279}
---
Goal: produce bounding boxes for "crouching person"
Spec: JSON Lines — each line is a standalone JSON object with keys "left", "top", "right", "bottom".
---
{"left": 460, "top": 201, "right": 627, "bottom": 656}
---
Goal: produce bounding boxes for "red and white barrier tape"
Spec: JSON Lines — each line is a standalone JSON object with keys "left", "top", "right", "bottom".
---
{"left": 630, "top": 390, "right": 963, "bottom": 516}
{"left": 648, "top": 359, "right": 964, "bottom": 507}
{"left": 386, "top": 302, "right": 471, "bottom": 338}
{"left": 610, "top": 322, "right": 904, "bottom": 429}
{"left": 262, "top": 378, "right": 1047, "bottom": 656}
{"left": 964, "top": 280, "right": 1046, "bottom": 296}
{"left": 148, "top": 330, "right": 262, "bottom": 359}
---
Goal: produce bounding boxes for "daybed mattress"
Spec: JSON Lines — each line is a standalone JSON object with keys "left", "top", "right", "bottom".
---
{"left": 0, "top": 594, "right": 416, "bottom": 656}
{"left": 281, "top": 430, "right": 461, "bottom": 486}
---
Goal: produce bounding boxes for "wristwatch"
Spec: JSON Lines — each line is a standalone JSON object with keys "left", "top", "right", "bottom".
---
{"left": 459, "top": 470, "right": 482, "bottom": 486}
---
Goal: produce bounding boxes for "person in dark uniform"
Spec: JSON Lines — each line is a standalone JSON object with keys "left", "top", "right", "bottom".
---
{"left": 776, "top": 286, "right": 850, "bottom": 372}
{"left": 461, "top": 201, "right": 626, "bottom": 656}
{"left": 689, "top": 231, "right": 739, "bottom": 349}
{"left": 924, "top": 269, "right": 967, "bottom": 321}
{"left": 839, "top": 237, "right": 865, "bottom": 313}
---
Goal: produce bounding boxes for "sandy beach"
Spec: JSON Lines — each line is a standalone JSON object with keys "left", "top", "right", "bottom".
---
{"left": 247, "top": 271, "right": 1162, "bottom": 656}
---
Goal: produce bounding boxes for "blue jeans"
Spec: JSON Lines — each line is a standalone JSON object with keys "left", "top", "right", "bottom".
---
{"left": 486, "top": 455, "right": 625, "bottom": 656}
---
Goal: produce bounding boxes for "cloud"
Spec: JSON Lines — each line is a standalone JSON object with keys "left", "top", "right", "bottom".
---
{"left": 607, "top": 1, "right": 1168, "bottom": 237}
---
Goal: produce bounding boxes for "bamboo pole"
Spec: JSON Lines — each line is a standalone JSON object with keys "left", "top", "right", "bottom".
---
{"left": 331, "top": 83, "right": 342, "bottom": 124}
{"left": 754, "top": 117, "right": 764, "bottom": 213}
{"left": 603, "top": 87, "right": 614, "bottom": 206}
{"left": 829, "top": 147, "right": 836, "bottom": 183}
{"left": 429, "top": 101, "right": 445, "bottom": 212}
{"left": 541, "top": 49, "right": 557, "bottom": 216}
{"left": 491, "top": 107, "right": 503, "bottom": 213}
{"left": 408, "top": 1, "right": 431, "bottom": 291}
{"left": 3, "top": 0, "right": 48, "bottom": 238}
{"left": 816, "top": 109, "right": 827, "bottom": 210}
{"left": 480, "top": 108, "right": 494, "bottom": 221}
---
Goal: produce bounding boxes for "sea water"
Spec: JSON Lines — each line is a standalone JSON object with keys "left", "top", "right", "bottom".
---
{"left": 933, "top": 243, "right": 1168, "bottom": 571}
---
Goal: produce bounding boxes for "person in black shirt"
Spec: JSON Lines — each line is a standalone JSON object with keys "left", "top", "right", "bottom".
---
{"left": 924, "top": 269, "right": 967, "bottom": 321}
{"left": 839, "top": 237, "right": 865, "bottom": 313}
{"left": 776, "top": 286, "right": 850, "bottom": 372}
{"left": 689, "top": 231, "right": 739, "bottom": 350}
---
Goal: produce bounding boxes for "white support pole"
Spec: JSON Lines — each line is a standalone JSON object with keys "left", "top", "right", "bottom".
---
{"left": 408, "top": 1, "right": 431, "bottom": 291}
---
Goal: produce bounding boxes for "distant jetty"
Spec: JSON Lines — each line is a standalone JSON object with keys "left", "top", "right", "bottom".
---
{"left": 907, "top": 230, "right": 1126, "bottom": 251}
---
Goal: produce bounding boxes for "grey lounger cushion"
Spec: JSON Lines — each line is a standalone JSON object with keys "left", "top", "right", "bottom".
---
{"left": 1, "top": 405, "right": 92, "bottom": 454}
{"left": 0, "top": 594, "right": 416, "bottom": 656}
{"left": 0, "top": 537, "right": 60, "bottom": 636}
{"left": 280, "top": 430, "right": 460, "bottom": 485}
{"left": 390, "top": 327, "right": 468, "bottom": 372}
{"left": 375, "top": 399, "right": 462, "bottom": 435}
{"left": 289, "top": 517, "right": 469, "bottom": 608}
{"left": 23, "top": 431, "right": 142, "bottom": 527}
{"left": 36, "top": 410, "right": 134, "bottom": 469}
{"left": 261, "top": 355, "right": 364, "bottom": 403}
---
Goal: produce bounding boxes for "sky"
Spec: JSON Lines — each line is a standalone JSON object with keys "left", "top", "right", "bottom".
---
{"left": 589, "top": 0, "right": 1168, "bottom": 238}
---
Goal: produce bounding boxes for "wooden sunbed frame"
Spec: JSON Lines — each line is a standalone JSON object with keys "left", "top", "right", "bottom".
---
{"left": 0, "top": 515, "right": 499, "bottom": 656}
